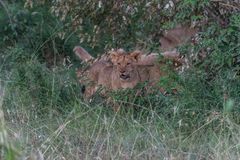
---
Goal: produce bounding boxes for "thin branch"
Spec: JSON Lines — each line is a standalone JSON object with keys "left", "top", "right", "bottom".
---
{"left": 219, "top": 2, "right": 240, "bottom": 10}
{"left": 210, "top": 0, "right": 240, "bottom": 10}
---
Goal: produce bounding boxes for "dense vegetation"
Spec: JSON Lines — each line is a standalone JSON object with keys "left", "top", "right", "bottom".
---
{"left": 0, "top": 0, "right": 240, "bottom": 159}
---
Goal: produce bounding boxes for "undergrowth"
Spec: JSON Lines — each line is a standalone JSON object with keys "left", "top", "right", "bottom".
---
{"left": 0, "top": 0, "right": 240, "bottom": 160}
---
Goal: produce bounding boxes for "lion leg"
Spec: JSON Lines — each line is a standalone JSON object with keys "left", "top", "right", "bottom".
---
{"left": 83, "top": 85, "right": 98, "bottom": 102}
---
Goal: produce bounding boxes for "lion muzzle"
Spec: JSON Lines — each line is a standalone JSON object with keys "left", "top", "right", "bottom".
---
{"left": 120, "top": 73, "right": 130, "bottom": 80}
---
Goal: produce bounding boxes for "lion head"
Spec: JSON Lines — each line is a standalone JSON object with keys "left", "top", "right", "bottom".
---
{"left": 110, "top": 49, "right": 142, "bottom": 82}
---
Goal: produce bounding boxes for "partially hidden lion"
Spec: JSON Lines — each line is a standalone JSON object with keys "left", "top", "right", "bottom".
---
{"left": 74, "top": 24, "right": 197, "bottom": 100}
{"left": 74, "top": 46, "right": 182, "bottom": 100}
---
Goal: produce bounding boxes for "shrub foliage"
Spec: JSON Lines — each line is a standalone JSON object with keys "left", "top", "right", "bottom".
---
{"left": 0, "top": 0, "right": 239, "bottom": 159}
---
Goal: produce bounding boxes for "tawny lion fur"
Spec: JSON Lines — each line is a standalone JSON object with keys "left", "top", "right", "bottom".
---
{"left": 74, "top": 46, "right": 181, "bottom": 99}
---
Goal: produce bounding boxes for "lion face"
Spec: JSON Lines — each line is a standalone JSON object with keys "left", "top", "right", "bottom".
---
{"left": 110, "top": 49, "right": 142, "bottom": 82}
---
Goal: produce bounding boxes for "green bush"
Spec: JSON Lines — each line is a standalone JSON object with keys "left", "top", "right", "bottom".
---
{"left": 0, "top": 0, "right": 239, "bottom": 159}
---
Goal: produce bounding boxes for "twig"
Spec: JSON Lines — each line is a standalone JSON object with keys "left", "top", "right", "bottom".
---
{"left": 219, "top": 2, "right": 240, "bottom": 10}
{"left": 210, "top": 0, "right": 240, "bottom": 10}
{"left": 205, "top": 6, "right": 227, "bottom": 27}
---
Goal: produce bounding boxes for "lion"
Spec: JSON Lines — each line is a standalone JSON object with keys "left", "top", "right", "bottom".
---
{"left": 74, "top": 46, "right": 182, "bottom": 99}
{"left": 75, "top": 47, "right": 145, "bottom": 99}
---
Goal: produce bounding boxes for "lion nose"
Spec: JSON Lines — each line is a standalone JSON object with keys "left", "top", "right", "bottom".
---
{"left": 120, "top": 70, "right": 125, "bottom": 73}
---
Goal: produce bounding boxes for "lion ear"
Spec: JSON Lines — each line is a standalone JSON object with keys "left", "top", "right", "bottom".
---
{"left": 116, "top": 48, "right": 126, "bottom": 54}
{"left": 110, "top": 51, "right": 119, "bottom": 64}
{"left": 130, "top": 50, "right": 142, "bottom": 62}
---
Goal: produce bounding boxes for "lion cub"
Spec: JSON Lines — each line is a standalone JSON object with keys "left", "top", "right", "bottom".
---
{"left": 74, "top": 46, "right": 181, "bottom": 99}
